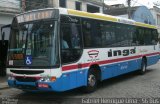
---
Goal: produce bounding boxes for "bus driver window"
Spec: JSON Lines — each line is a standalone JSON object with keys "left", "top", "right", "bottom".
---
{"left": 61, "top": 31, "right": 69, "bottom": 49}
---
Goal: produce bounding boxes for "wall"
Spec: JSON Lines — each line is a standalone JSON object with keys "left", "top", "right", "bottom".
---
{"left": 52, "top": 0, "right": 59, "bottom": 8}
{"left": 67, "top": 0, "right": 75, "bottom": 9}
{"left": 132, "top": 6, "right": 155, "bottom": 25}
{"left": 0, "top": 14, "right": 14, "bottom": 38}
{"left": 52, "top": 0, "right": 102, "bottom": 13}
{"left": 150, "top": 6, "right": 160, "bottom": 40}
{"left": 0, "top": 14, "right": 14, "bottom": 25}
{"left": 150, "top": 7, "right": 160, "bottom": 26}
{"left": 0, "top": 0, "right": 20, "bottom": 39}
{"left": 0, "top": 0, "right": 20, "bottom": 9}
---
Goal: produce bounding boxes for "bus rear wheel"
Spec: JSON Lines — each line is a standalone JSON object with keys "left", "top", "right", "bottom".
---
{"left": 139, "top": 58, "right": 147, "bottom": 75}
{"left": 83, "top": 69, "right": 98, "bottom": 93}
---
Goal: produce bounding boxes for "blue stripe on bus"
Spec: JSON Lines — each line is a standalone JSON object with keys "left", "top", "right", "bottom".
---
{"left": 147, "top": 55, "right": 159, "bottom": 66}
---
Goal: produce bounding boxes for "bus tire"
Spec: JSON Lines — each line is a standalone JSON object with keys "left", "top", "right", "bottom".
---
{"left": 83, "top": 69, "right": 98, "bottom": 93}
{"left": 139, "top": 58, "right": 147, "bottom": 75}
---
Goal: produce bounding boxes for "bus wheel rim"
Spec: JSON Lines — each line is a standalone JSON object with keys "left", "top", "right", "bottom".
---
{"left": 142, "top": 64, "right": 145, "bottom": 72}
{"left": 88, "top": 74, "right": 96, "bottom": 87}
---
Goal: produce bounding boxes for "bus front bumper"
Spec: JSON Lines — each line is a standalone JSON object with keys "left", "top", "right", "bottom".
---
{"left": 8, "top": 78, "right": 64, "bottom": 92}
{"left": 8, "top": 70, "right": 87, "bottom": 92}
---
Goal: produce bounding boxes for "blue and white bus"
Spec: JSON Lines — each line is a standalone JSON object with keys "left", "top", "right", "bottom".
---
{"left": 7, "top": 8, "right": 159, "bottom": 92}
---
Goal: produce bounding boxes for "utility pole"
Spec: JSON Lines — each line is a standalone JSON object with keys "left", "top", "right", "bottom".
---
{"left": 22, "top": 0, "right": 26, "bottom": 12}
{"left": 102, "top": 0, "right": 105, "bottom": 13}
{"left": 127, "top": 0, "right": 131, "bottom": 19}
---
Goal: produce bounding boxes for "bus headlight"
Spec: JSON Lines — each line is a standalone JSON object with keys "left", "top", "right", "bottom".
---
{"left": 39, "top": 76, "right": 56, "bottom": 82}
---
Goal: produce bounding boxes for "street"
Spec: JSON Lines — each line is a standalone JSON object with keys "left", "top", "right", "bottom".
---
{"left": 0, "top": 61, "right": 160, "bottom": 104}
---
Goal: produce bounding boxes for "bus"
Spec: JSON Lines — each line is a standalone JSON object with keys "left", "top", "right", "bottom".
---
{"left": 7, "top": 8, "right": 159, "bottom": 92}
{"left": 0, "top": 24, "right": 10, "bottom": 76}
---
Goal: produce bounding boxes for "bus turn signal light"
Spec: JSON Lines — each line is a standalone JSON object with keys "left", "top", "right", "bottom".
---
{"left": 50, "top": 77, "right": 56, "bottom": 82}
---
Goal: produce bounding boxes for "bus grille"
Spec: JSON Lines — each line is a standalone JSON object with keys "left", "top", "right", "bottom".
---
{"left": 10, "top": 70, "right": 44, "bottom": 75}
{"left": 15, "top": 77, "right": 40, "bottom": 82}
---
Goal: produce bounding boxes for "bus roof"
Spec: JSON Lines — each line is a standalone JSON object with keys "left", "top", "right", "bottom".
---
{"left": 67, "top": 9, "right": 157, "bottom": 29}
{"left": 15, "top": 8, "right": 157, "bottom": 29}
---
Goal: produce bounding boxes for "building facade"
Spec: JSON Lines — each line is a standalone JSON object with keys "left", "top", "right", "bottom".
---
{"left": 0, "top": 0, "right": 20, "bottom": 39}
{"left": 105, "top": 6, "right": 155, "bottom": 25}
{"left": 23, "top": 0, "right": 104, "bottom": 13}
{"left": 150, "top": 6, "right": 160, "bottom": 35}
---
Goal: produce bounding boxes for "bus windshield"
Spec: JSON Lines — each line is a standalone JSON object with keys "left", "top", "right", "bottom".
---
{"left": 8, "top": 18, "right": 59, "bottom": 68}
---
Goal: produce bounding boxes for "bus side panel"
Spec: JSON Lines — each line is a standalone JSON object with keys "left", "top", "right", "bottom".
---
{"left": 129, "top": 59, "right": 141, "bottom": 71}
{"left": 113, "top": 59, "right": 140, "bottom": 76}
{"left": 61, "top": 71, "right": 77, "bottom": 91}
{"left": 101, "top": 64, "right": 117, "bottom": 80}
{"left": 76, "top": 69, "right": 87, "bottom": 87}
{"left": 147, "top": 55, "right": 159, "bottom": 66}
{"left": 117, "top": 61, "right": 129, "bottom": 75}
{"left": 48, "top": 71, "right": 79, "bottom": 91}
{"left": 101, "top": 59, "right": 141, "bottom": 81}
{"left": 49, "top": 70, "right": 87, "bottom": 91}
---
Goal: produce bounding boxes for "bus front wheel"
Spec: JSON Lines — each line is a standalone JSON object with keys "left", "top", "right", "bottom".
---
{"left": 83, "top": 69, "right": 98, "bottom": 93}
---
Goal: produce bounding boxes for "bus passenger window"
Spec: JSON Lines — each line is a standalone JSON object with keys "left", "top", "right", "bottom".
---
{"left": 82, "top": 20, "right": 92, "bottom": 47}
{"left": 100, "top": 22, "right": 116, "bottom": 47}
{"left": 151, "top": 30, "right": 158, "bottom": 45}
{"left": 71, "top": 23, "right": 81, "bottom": 48}
{"left": 136, "top": 28, "right": 145, "bottom": 45}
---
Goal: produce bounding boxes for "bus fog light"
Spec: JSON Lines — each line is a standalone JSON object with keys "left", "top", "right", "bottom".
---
{"left": 39, "top": 76, "right": 56, "bottom": 82}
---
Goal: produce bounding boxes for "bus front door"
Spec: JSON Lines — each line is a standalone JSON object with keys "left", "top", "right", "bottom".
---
{"left": 0, "top": 25, "right": 10, "bottom": 76}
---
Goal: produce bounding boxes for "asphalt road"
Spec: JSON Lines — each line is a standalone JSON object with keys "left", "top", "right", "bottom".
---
{"left": 0, "top": 61, "right": 160, "bottom": 104}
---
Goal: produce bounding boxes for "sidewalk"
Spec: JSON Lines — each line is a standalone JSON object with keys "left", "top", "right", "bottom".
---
{"left": 0, "top": 76, "right": 9, "bottom": 90}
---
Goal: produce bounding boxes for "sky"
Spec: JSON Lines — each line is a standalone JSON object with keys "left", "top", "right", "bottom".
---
{"left": 104, "top": 0, "right": 160, "bottom": 8}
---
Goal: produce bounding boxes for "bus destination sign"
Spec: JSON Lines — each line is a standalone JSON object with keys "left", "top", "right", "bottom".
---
{"left": 17, "top": 10, "right": 54, "bottom": 23}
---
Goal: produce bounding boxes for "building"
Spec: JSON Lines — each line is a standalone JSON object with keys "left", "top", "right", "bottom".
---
{"left": 0, "top": 0, "right": 20, "bottom": 76}
{"left": 150, "top": 6, "right": 160, "bottom": 36}
{"left": 22, "top": 0, "right": 104, "bottom": 13}
{"left": 0, "top": 0, "right": 21, "bottom": 39}
{"left": 104, "top": 6, "right": 155, "bottom": 25}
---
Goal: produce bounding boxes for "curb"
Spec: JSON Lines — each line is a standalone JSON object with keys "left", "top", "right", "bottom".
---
{"left": 0, "top": 83, "right": 9, "bottom": 90}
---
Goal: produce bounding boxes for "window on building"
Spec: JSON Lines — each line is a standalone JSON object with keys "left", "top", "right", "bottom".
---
{"left": 25, "top": 0, "right": 48, "bottom": 11}
{"left": 75, "top": 1, "right": 81, "bottom": 10}
{"left": 59, "top": 0, "right": 66, "bottom": 8}
{"left": 157, "top": 15, "right": 160, "bottom": 26}
{"left": 87, "top": 4, "right": 100, "bottom": 13}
